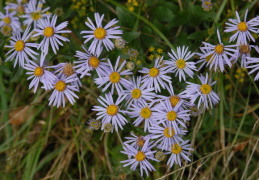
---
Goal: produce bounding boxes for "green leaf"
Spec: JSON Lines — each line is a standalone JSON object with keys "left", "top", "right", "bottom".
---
{"left": 10, "top": 66, "right": 24, "bottom": 82}
{"left": 187, "top": 30, "right": 208, "bottom": 40}
{"left": 140, "top": 25, "right": 160, "bottom": 48}
{"left": 150, "top": 5, "right": 175, "bottom": 22}
{"left": 169, "top": 10, "right": 189, "bottom": 27}
{"left": 0, "top": 64, "right": 11, "bottom": 74}
{"left": 122, "top": 32, "right": 141, "bottom": 42}
{"left": 116, "top": 6, "right": 135, "bottom": 28}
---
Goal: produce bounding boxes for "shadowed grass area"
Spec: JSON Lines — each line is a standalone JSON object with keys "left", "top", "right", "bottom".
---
{"left": 1, "top": 0, "right": 259, "bottom": 179}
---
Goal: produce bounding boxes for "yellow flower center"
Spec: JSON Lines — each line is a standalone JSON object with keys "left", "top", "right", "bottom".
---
{"left": 215, "top": 44, "right": 224, "bottom": 54}
{"left": 109, "top": 72, "right": 120, "bottom": 83}
{"left": 238, "top": 22, "right": 248, "bottom": 32}
{"left": 43, "top": 27, "right": 54, "bottom": 38}
{"left": 89, "top": 56, "right": 100, "bottom": 69}
{"left": 90, "top": 121, "right": 101, "bottom": 129}
{"left": 167, "top": 111, "right": 177, "bottom": 121}
{"left": 140, "top": 107, "right": 151, "bottom": 119}
{"left": 31, "top": 11, "right": 42, "bottom": 20}
{"left": 3, "top": 17, "right": 11, "bottom": 24}
{"left": 149, "top": 67, "right": 159, "bottom": 77}
{"left": 239, "top": 44, "right": 250, "bottom": 54}
{"left": 176, "top": 59, "right": 186, "bottom": 69}
{"left": 135, "top": 151, "right": 146, "bottom": 161}
{"left": 169, "top": 95, "right": 180, "bottom": 107}
{"left": 155, "top": 151, "right": 165, "bottom": 161}
{"left": 103, "top": 123, "right": 112, "bottom": 132}
{"left": 131, "top": 88, "right": 142, "bottom": 99}
{"left": 17, "top": 5, "right": 25, "bottom": 15}
{"left": 200, "top": 84, "right": 212, "bottom": 94}
{"left": 55, "top": 80, "right": 66, "bottom": 92}
{"left": 94, "top": 28, "right": 106, "bottom": 40}
{"left": 63, "top": 63, "right": 75, "bottom": 77}
{"left": 106, "top": 105, "right": 118, "bottom": 116}
{"left": 171, "top": 143, "right": 182, "bottom": 154}
{"left": 136, "top": 137, "right": 145, "bottom": 148}
{"left": 205, "top": 54, "right": 214, "bottom": 64}
{"left": 1, "top": 25, "right": 12, "bottom": 36}
{"left": 34, "top": 67, "right": 44, "bottom": 77}
{"left": 15, "top": 40, "right": 25, "bottom": 52}
{"left": 164, "top": 127, "right": 175, "bottom": 138}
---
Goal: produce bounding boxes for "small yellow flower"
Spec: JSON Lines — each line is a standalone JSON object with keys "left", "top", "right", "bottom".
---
{"left": 136, "top": 60, "right": 142, "bottom": 65}
{"left": 225, "top": 74, "right": 230, "bottom": 80}
{"left": 208, "top": 27, "right": 213, "bottom": 35}
{"left": 252, "top": 33, "right": 258, "bottom": 40}
{"left": 123, "top": 46, "right": 129, "bottom": 54}
{"left": 133, "top": 1, "right": 138, "bottom": 6}
{"left": 156, "top": 54, "right": 162, "bottom": 60}
{"left": 128, "top": 6, "right": 134, "bottom": 11}
{"left": 157, "top": 48, "right": 163, "bottom": 54}
{"left": 148, "top": 54, "right": 154, "bottom": 61}
{"left": 149, "top": 47, "right": 155, "bottom": 52}
{"left": 235, "top": 68, "right": 247, "bottom": 83}
{"left": 225, "top": 84, "right": 231, "bottom": 90}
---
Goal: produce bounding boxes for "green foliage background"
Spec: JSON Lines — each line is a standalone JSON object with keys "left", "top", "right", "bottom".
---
{"left": 0, "top": 0, "right": 259, "bottom": 179}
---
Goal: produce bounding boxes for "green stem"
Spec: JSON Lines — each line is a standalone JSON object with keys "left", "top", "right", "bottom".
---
{"left": 215, "top": 0, "right": 228, "bottom": 23}
{"left": 248, "top": 74, "right": 259, "bottom": 95}
{"left": 132, "top": 3, "right": 141, "bottom": 32}
{"left": 109, "top": 0, "right": 175, "bottom": 51}
{"left": 232, "top": 84, "right": 251, "bottom": 146}
{"left": 230, "top": 0, "right": 235, "bottom": 12}
{"left": 228, "top": 80, "right": 238, "bottom": 143}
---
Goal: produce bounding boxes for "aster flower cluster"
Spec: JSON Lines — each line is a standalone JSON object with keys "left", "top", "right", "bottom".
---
{"left": 196, "top": 9, "right": 259, "bottom": 76}
{"left": 2, "top": 1, "right": 259, "bottom": 178}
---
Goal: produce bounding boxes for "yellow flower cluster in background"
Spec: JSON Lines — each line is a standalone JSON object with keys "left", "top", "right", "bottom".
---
{"left": 235, "top": 68, "right": 247, "bottom": 83}
{"left": 126, "top": 0, "right": 139, "bottom": 12}
{"left": 148, "top": 47, "right": 163, "bottom": 61}
{"left": 70, "top": 0, "right": 94, "bottom": 29}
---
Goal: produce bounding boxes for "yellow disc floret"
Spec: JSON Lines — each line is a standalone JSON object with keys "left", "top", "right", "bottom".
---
{"left": 31, "top": 11, "right": 42, "bottom": 20}
{"left": 106, "top": 104, "right": 118, "bottom": 116}
{"left": 215, "top": 44, "right": 224, "bottom": 54}
{"left": 43, "top": 27, "right": 54, "bottom": 38}
{"left": 17, "top": 5, "right": 25, "bottom": 15}
{"left": 109, "top": 72, "right": 120, "bottom": 83}
{"left": 171, "top": 143, "right": 182, "bottom": 154}
{"left": 176, "top": 59, "right": 186, "bottom": 69}
{"left": 170, "top": 95, "right": 180, "bottom": 107}
{"left": 149, "top": 67, "right": 159, "bottom": 77}
{"left": 15, "top": 40, "right": 25, "bottom": 52}
{"left": 55, "top": 80, "right": 66, "bottom": 92}
{"left": 34, "top": 67, "right": 44, "bottom": 77}
{"left": 200, "top": 84, "right": 212, "bottom": 94}
{"left": 164, "top": 127, "right": 175, "bottom": 138}
{"left": 1, "top": 24, "right": 12, "bottom": 36}
{"left": 131, "top": 88, "right": 142, "bottom": 99}
{"left": 94, "top": 28, "right": 106, "bottom": 40}
{"left": 89, "top": 56, "right": 100, "bottom": 69}
{"left": 135, "top": 151, "right": 146, "bottom": 161}
{"left": 136, "top": 137, "right": 145, "bottom": 148}
{"left": 140, "top": 107, "right": 151, "bottom": 119}
{"left": 3, "top": 17, "right": 11, "bottom": 24}
{"left": 63, "top": 63, "right": 75, "bottom": 77}
{"left": 167, "top": 111, "right": 177, "bottom": 121}
{"left": 238, "top": 22, "right": 248, "bottom": 32}
{"left": 239, "top": 44, "right": 250, "bottom": 54}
